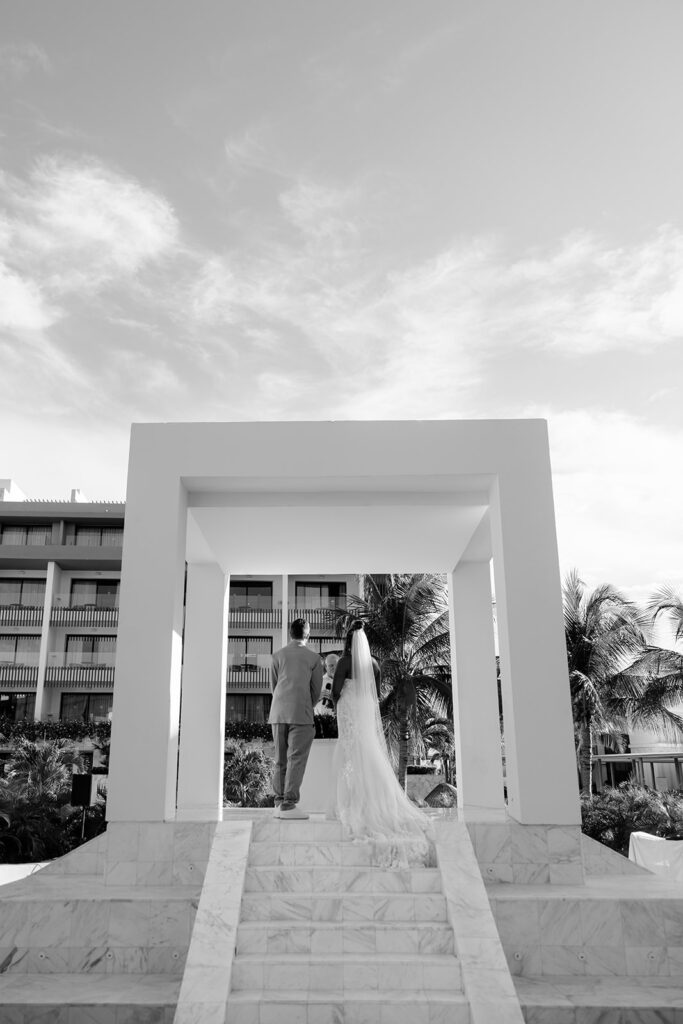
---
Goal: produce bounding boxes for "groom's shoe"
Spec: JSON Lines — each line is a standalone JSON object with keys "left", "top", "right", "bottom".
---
{"left": 279, "top": 805, "right": 309, "bottom": 820}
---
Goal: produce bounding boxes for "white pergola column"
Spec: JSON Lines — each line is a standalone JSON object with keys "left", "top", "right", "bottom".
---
{"left": 34, "top": 560, "right": 59, "bottom": 721}
{"left": 281, "top": 573, "right": 289, "bottom": 648}
{"left": 176, "top": 563, "right": 229, "bottom": 821}
{"left": 448, "top": 560, "right": 506, "bottom": 820}
{"left": 107, "top": 471, "right": 187, "bottom": 823}
{"left": 490, "top": 466, "right": 580, "bottom": 825}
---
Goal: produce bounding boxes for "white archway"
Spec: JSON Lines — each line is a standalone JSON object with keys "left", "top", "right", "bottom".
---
{"left": 107, "top": 420, "right": 579, "bottom": 827}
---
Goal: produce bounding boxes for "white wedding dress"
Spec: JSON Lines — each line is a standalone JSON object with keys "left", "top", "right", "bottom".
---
{"left": 330, "top": 629, "right": 434, "bottom": 868}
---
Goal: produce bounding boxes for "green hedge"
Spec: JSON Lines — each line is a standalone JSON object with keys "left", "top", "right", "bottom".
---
{"left": 225, "top": 716, "right": 338, "bottom": 741}
{"left": 0, "top": 718, "right": 111, "bottom": 743}
{"left": 0, "top": 715, "right": 339, "bottom": 747}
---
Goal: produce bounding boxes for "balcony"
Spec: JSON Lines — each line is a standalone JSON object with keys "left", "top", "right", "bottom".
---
{"left": 228, "top": 606, "right": 282, "bottom": 630}
{"left": 45, "top": 651, "right": 116, "bottom": 688}
{"left": 0, "top": 604, "right": 43, "bottom": 627}
{"left": 50, "top": 603, "right": 119, "bottom": 628}
{"left": 288, "top": 606, "right": 344, "bottom": 631}
{"left": 226, "top": 667, "right": 270, "bottom": 691}
{"left": 226, "top": 654, "right": 270, "bottom": 691}
{"left": 0, "top": 655, "right": 39, "bottom": 688}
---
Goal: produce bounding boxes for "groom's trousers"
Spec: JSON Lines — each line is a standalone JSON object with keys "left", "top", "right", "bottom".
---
{"left": 271, "top": 723, "right": 316, "bottom": 807}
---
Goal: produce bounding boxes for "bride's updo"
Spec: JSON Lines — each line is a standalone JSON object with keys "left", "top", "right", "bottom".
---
{"left": 344, "top": 619, "right": 364, "bottom": 653}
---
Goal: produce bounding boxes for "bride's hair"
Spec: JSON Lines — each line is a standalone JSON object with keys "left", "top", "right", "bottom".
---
{"left": 344, "top": 619, "right": 364, "bottom": 653}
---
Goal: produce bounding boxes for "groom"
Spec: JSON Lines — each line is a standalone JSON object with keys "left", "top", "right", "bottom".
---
{"left": 269, "top": 617, "right": 323, "bottom": 819}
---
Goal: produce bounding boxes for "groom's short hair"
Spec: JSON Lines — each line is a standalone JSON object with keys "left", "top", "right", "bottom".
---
{"left": 290, "top": 618, "right": 310, "bottom": 640}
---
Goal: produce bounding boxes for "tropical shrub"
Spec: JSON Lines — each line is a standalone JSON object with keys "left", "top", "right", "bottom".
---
{"left": 223, "top": 741, "right": 274, "bottom": 807}
{"left": 0, "top": 800, "right": 72, "bottom": 862}
{"left": 0, "top": 738, "right": 83, "bottom": 803}
{"left": 581, "top": 784, "right": 683, "bottom": 856}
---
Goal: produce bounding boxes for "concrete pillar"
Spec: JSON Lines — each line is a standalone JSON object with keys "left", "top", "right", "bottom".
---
{"left": 281, "top": 573, "right": 289, "bottom": 648}
{"left": 176, "top": 563, "right": 229, "bottom": 821}
{"left": 34, "top": 561, "right": 59, "bottom": 721}
{"left": 107, "top": 472, "right": 187, "bottom": 823}
{"left": 448, "top": 560, "right": 506, "bottom": 820}
{"left": 490, "top": 465, "right": 580, "bottom": 825}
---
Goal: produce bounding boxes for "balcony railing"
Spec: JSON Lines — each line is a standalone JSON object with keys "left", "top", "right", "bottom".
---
{"left": 45, "top": 655, "right": 116, "bottom": 687}
{"left": 226, "top": 667, "right": 270, "bottom": 691}
{"left": 0, "top": 664, "right": 39, "bottom": 687}
{"left": 50, "top": 605, "right": 119, "bottom": 627}
{"left": 0, "top": 605, "right": 43, "bottom": 626}
{"left": 288, "top": 607, "right": 343, "bottom": 630}
{"left": 45, "top": 667, "right": 115, "bottom": 688}
{"left": 229, "top": 608, "right": 282, "bottom": 629}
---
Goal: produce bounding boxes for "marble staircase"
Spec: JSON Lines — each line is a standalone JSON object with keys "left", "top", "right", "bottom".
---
{"left": 0, "top": 825, "right": 204, "bottom": 1023}
{"left": 488, "top": 875, "right": 683, "bottom": 1023}
{"left": 227, "top": 818, "right": 470, "bottom": 1024}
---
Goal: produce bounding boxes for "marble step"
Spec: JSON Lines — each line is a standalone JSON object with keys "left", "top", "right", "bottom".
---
{"left": 515, "top": 974, "right": 683, "bottom": 1023}
{"left": 0, "top": 971, "right": 180, "bottom": 1022}
{"left": 240, "top": 892, "right": 448, "bottom": 923}
{"left": 231, "top": 952, "right": 463, "bottom": 992}
{"left": 249, "top": 841, "right": 395, "bottom": 867}
{"left": 227, "top": 989, "right": 471, "bottom": 1024}
{"left": 244, "top": 866, "right": 442, "bottom": 893}
{"left": 252, "top": 821, "right": 345, "bottom": 843}
{"left": 236, "top": 920, "right": 455, "bottom": 955}
{"left": 0, "top": 895, "right": 195, "bottom": 954}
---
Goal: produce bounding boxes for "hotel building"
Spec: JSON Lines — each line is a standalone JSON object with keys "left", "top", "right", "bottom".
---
{"left": 0, "top": 480, "right": 356, "bottom": 725}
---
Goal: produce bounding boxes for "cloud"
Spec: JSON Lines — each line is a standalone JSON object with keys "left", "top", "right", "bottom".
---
{"left": 185, "top": 182, "right": 683, "bottom": 420}
{"left": 186, "top": 256, "right": 238, "bottom": 326}
{"left": 500, "top": 228, "right": 683, "bottom": 353}
{"left": 0, "top": 42, "right": 50, "bottom": 80}
{"left": 1, "top": 156, "right": 180, "bottom": 299}
{"left": 0, "top": 262, "right": 58, "bottom": 330}
{"left": 542, "top": 409, "right": 683, "bottom": 598}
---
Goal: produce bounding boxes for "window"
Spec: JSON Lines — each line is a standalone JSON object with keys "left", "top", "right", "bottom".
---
{"left": 0, "top": 525, "right": 52, "bottom": 546}
{"left": 65, "top": 635, "right": 117, "bottom": 666}
{"left": 307, "top": 636, "right": 341, "bottom": 656}
{"left": 0, "top": 692, "right": 35, "bottom": 722}
{"left": 225, "top": 694, "right": 271, "bottom": 724}
{"left": 228, "top": 636, "right": 272, "bottom": 671}
{"left": 70, "top": 580, "right": 120, "bottom": 608}
{"left": 0, "top": 635, "right": 40, "bottom": 665}
{"left": 0, "top": 579, "right": 46, "bottom": 607}
{"left": 65, "top": 526, "right": 124, "bottom": 547}
{"left": 60, "top": 692, "right": 113, "bottom": 723}
{"left": 295, "top": 582, "right": 346, "bottom": 610}
{"left": 229, "top": 581, "right": 273, "bottom": 610}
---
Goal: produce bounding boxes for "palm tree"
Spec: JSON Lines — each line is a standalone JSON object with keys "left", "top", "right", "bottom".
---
{"left": 0, "top": 738, "right": 82, "bottom": 803}
{"left": 622, "top": 584, "right": 683, "bottom": 737}
{"left": 422, "top": 716, "right": 456, "bottom": 785}
{"left": 564, "top": 571, "right": 683, "bottom": 796}
{"left": 335, "top": 574, "right": 453, "bottom": 790}
{"left": 648, "top": 585, "right": 683, "bottom": 644}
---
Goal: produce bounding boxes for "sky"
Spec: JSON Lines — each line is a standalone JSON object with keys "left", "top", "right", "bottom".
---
{"left": 1, "top": 1, "right": 682, "bottom": 603}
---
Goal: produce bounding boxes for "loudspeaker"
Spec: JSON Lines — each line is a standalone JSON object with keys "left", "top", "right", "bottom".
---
{"left": 71, "top": 774, "right": 92, "bottom": 807}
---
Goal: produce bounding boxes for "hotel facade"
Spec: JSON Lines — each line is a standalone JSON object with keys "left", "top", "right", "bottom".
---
{"left": 0, "top": 480, "right": 357, "bottom": 726}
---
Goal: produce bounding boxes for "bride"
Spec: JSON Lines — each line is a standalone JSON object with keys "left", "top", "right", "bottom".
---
{"left": 330, "top": 620, "right": 434, "bottom": 867}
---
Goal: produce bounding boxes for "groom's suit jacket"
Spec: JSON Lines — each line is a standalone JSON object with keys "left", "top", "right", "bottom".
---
{"left": 269, "top": 640, "right": 323, "bottom": 726}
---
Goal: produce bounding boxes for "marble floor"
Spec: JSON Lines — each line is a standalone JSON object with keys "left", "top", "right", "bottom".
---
{"left": 5, "top": 811, "right": 683, "bottom": 1023}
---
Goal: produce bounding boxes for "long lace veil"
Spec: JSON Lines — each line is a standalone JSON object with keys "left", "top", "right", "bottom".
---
{"left": 334, "top": 627, "right": 433, "bottom": 865}
{"left": 350, "top": 627, "right": 393, "bottom": 767}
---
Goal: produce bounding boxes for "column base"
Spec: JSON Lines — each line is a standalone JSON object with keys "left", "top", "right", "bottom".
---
{"left": 457, "top": 805, "right": 508, "bottom": 823}
{"left": 175, "top": 805, "right": 223, "bottom": 822}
